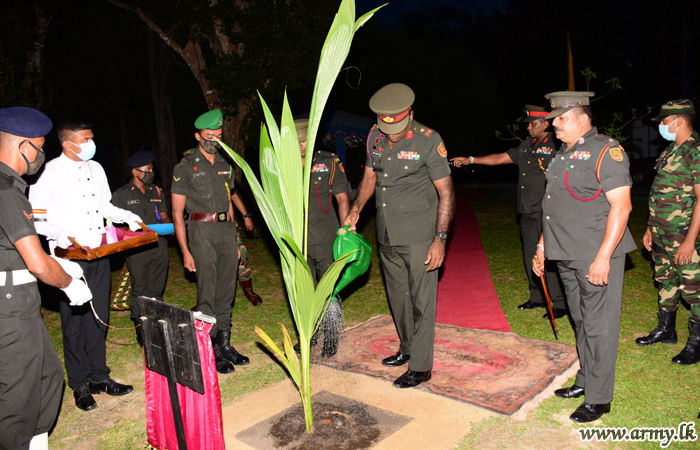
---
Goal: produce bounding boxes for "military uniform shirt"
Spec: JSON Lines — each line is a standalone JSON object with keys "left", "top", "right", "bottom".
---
{"left": 308, "top": 151, "right": 348, "bottom": 246}
{"left": 365, "top": 120, "right": 451, "bottom": 246}
{"left": 171, "top": 149, "right": 233, "bottom": 214}
{"left": 542, "top": 127, "right": 636, "bottom": 260}
{"left": 0, "top": 162, "right": 36, "bottom": 271}
{"left": 112, "top": 181, "right": 168, "bottom": 224}
{"left": 506, "top": 131, "right": 558, "bottom": 214}
{"left": 648, "top": 131, "right": 700, "bottom": 232}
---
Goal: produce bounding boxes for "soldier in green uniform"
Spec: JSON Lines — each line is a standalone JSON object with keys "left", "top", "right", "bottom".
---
{"left": 294, "top": 118, "right": 349, "bottom": 357}
{"left": 637, "top": 99, "right": 700, "bottom": 365}
{"left": 344, "top": 83, "right": 455, "bottom": 389}
{"left": 112, "top": 151, "right": 171, "bottom": 346}
{"left": 452, "top": 105, "right": 567, "bottom": 318}
{"left": 533, "top": 91, "right": 636, "bottom": 423}
{"left": 171, "top": 109, "right": 249, "bottom": 374}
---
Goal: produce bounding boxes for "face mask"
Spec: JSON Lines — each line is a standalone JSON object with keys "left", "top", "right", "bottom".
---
{"left": 20, "top": 141, "right": 46, "bottom": 175}
{"left": 69, "top": 140, "right": 96, "bottom": 161}
{"left": 659, "top": 118, "right": 679, "bottom": 142}
{"left": 137, "top": 170, "right": 155, "bottom": 185}
{"left": 200, "top": 138, "right": 221, "bottom": 154}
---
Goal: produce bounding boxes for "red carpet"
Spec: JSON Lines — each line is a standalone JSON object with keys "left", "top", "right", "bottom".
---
{"left": 314, "top": 315, "right": 577, "bottom": 415}
{"left": 436, "top": 198, "right": 511, "bottom": 332}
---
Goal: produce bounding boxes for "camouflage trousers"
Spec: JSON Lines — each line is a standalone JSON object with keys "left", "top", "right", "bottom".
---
{"left": 236, "top": 225, "right": 252, "bottom": 282}
{"left": 652, "top": 227, "right": 700, "bottom": 322}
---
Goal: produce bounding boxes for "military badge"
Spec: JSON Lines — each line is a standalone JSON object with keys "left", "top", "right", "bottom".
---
{"left": 407, "top": 130, "right": 413, "bottom": 139}
{"left": 219, "top": 213, "right": 226, "bottom": 222}
{"left": 337, "top": 159, "right": 345, "bottom": 173}
{"left": 218, "top": 171, "right": 231, "bottom": 176}
{"left": 398, "top": 151, "right": 420, "bottom": 160}
{"left": 437, "top": 142, "right": 447, "bottom": 158}
{"left": 569, "top": 151, "right": 591, "bottom": 160}
{"left": 23, "top": 210, "right": 33, "bottom": 220}
{"left": 537, "top": 147, "right": 553, "bottom": 155}
{"left": 312, "top": 163, "right": 329, "bottom": 172}
{"left": 610, "top": 146, "right": 624, "bottom": 162}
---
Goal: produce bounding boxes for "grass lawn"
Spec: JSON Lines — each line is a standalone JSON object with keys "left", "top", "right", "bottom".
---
{"left": 43, "top": 187, "right": 699, "bottom": 449}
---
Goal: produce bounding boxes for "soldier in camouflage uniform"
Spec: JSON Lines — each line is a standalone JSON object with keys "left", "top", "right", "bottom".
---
{"left": 637, "top": 99, "right": 700, "bottom": 366}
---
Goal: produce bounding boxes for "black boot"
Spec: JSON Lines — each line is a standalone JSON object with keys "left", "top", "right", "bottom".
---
{"left": 635, "top": 309, "right": 677, "bottom": 346}
{"left": 211, "top": 334, "right": 235, "bottom": 374}
{"left": 672, "top": 321, "right": 700, "bottom": 365}
{"left": 217, "top": 329, "right": 250, "bottom": 366}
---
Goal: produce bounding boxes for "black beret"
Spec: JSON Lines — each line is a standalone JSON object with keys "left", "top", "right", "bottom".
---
{"left": 0, "top": 106, "right": 53, "bottom": 138}
{"left": 125, "top": 150, "right": 156, "bottom": 168}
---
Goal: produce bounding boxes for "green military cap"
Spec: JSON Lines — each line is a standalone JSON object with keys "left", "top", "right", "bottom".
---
{"left": 523, "top": 105, "right": 549, "bottom": 123}
{"left": 369, "top": 83, "right": 415, "bottom": 134}
{"left": 294, "top": 118, "right": 309, "bottom": 142}
{"left": 651, "top": 99, "right": 695, "bottom": 121}
{"left": 544, "top": 91, "right": 595, "bottom": 119}
{"left": 194, "top": 108, "right": 224, "bottom": 130}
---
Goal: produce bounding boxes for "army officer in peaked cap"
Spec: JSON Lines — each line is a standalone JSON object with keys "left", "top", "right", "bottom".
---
{"left": 533, "top": 91, "right": 636, "bottom": 423}
{"left": 171, "top": 108, "right": 249, "bottom": 375}
{"left": 344, "top": 83, "right": 455, "bottom": 389}
{"left": 112, "top": 151, "right": 171, "bottom": 346}
{"left": 452, "top": 105, "right": 567, "bottom": 319}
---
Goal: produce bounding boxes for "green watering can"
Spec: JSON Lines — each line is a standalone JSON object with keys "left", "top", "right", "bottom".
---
{"left": 332, "top": 225, "right": 372, "bottom": 297}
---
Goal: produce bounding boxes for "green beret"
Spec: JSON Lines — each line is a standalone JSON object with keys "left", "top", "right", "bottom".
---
{"left": 523, "top": 105, "right": 549, "bottom": 123}
{"left": 651, "top": 99, "right": 695, "bottom": 121}
{"left": 369, "top": 83, "right": 415, "bottom": 134}
{"left": 544, "top": 91, "right": 595, "bottom": 119}
{"left": 194, "top": 108, "right": 224, "bottom": 130}
{"left": 294, "top": 118, "right": 309, "bottom": 142}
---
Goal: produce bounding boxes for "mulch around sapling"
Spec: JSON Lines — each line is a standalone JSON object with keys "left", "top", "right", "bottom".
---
{"left": 235, "top": 390, "right": 412, "bottom": 450}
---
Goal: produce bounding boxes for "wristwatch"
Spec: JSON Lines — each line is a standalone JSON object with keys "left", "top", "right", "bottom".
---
{"left": 242, "top": 212, "right": 253, "bottom": 219}
{"left": 435, "top": 232, "right": 448, "bottom": 241}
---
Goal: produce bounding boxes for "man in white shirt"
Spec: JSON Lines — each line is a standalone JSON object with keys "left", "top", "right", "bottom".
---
{"left": 29, "top": 119, "right": 142, "bottom": 412}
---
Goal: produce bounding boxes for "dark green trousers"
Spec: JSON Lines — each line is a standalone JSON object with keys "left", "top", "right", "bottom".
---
{"left": 521, "top": 212, "right": 566, "bottom": 309}
{"left": 379, "top": 237, "right": 437, "bottom": 372}
{"left": 557, "top": 256, "right": 624, "bottom": 404}
{"left": 188, "top": 221, "right": 238, "bottom": 333}
{"left": 307, "top": 242, "right": 334, "bottom": 285}
{"left": 127, "top": 236, "right": 169, "bottom": 322}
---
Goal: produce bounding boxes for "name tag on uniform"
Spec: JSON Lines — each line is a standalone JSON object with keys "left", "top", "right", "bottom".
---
{"left": 397, "top": 151, "right": 420, "bottom": 160}
{"left": 537, "top": 147, "right": 553, "bottom": 154}
{"left": 193, "top": 172, "right": 205, "bottom": 178}
{"left": 311, "top": 164, "right": 329, "bottom": 172}
{"left": 127, "top": 200, "right": 139, "bottom": 205}
{"left": 569, "top": 151, "right": 591, "bottom": 160}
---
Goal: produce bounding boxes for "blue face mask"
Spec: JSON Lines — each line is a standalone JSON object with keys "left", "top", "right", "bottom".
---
{"left": 659, "top": 118, "right": 678, "bottom": 142}
{"left": 69, "top": 140, "right": 96, "bottom": 161}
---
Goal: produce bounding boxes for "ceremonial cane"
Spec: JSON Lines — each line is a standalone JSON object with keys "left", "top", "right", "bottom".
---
{"left": 534, "top": 254, "right": 558, "bottom": 340}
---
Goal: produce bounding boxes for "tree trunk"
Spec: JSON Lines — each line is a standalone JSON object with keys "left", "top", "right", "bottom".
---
{"left": 22, "top": 3, "right": 52, "bottom": 110}
{"left": 146, "top": 28, "right": 178, "bottom": 192}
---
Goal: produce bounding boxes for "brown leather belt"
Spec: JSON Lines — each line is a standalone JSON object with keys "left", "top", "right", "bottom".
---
{"left": 190, "top": 212, "right": 230, "bottom": 222}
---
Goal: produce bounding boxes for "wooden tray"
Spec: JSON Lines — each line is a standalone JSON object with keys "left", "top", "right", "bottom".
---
{"left": 54, "top": 223, "right": 158, "bottom": 260}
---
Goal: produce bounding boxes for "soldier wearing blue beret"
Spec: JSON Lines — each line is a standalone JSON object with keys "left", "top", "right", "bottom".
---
{"left": 112, "top": 151, "right": 171, "bottom": 345}
{"left": 0, "top": 107, "right": 92, "bottom": 449}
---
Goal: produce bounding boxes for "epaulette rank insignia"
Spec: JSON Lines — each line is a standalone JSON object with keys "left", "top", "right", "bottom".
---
{"left": 416, "top": 127, "right": 434, "bottom": 138}
{"left": 610, "top": 146, "right": 624, "bottom": 162}
{"left": 398, "top": 151, "right": 420, "bottom": 160}
{"left": 569, "top": 150, "right": 591, "bottom": 160}
{"left": 312, "top": 163, "right": 329, "bottom": 172}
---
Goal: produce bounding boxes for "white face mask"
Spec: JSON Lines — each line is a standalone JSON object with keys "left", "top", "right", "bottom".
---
{"left": 69, "top": 140, "right": 96, "bottom": 161}
{"left": 658, "top": 118, "right": 679, "bottom": 142}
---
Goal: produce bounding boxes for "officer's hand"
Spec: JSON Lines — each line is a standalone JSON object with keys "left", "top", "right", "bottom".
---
{"left": 183, "top": 252, "right": 196, "bottom": 272}
{"left": 51, "top": 255, "right": 83, "bottom": 279}
{"left": 56, "top": 229, "right": 74, "bottom": 249}
{"left": 675, "top": 240, "right": 695, "bottom": 266}
{"left": 126, "top": 213, "right": 143, "bottom": 231}
{"left": 425, "top": 240, "right": 446, "bottom": 271}
{"left": 244, "top": 217, "right": 254, "bottom": 231}
{"left": 642, "top": 227, "right": 653, "bottom": 252}
{"left": 450, "top": 157, "right": 469, "bottom": 167}
{"left": 586, "top": 258, "right": 610, "bottom": 286}
{"left": 533, "top": 247, "right": 545, "bottom": 277}
{"left": 343, "top": 210, "right": 360, "bottom": 233}
{"left": 62, "top": 278, "right": 93, "bottom": 306}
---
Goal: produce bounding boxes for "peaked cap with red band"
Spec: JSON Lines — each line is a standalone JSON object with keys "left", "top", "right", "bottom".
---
{"left": 369, "top": 83, "right": 415, "bottom": 134}
{"left": 523, "top": 104, "right": 549, "bottom": 123}
{"left": 544, "top": 91, "right": 595, "bottom": 119}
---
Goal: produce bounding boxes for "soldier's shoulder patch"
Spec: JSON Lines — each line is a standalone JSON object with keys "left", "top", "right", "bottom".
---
{"left": 415, "top": 126, "right": 435, "bottom": 138}
{"left": 609, "top": 145, "right": 624, "bottom": 162}
{"left": 23, "top": 210, "right": 33, "bottom": 221}
{"left": 437, "top": 142, "right": 447, "bottom": 158}
{"left": 338, "top": 160, "right": 345, "bottom": 173}
{"left": 183, "top": 149, "right": 194, "bottom": 157}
